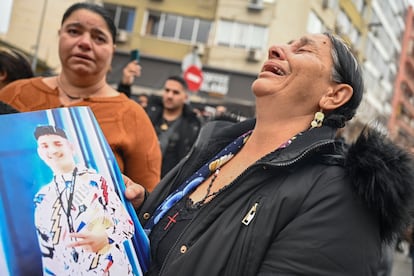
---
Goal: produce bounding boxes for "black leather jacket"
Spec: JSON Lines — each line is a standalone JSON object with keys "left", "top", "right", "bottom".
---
{"left": 140, "top": 119, "right": 414, "bottom": 276}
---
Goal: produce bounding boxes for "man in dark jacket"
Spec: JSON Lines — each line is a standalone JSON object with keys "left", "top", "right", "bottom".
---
{"left": 147, "top": 75, "right": 202, "bottom": 177}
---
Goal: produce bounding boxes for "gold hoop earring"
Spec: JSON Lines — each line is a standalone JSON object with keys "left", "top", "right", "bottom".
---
{"left": 311, "top": 110, "right": 324, "bottom": 129}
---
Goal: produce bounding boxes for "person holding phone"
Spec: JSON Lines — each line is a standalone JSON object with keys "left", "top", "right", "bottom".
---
{"left": 117, "top": 49, "right": 141, "bottom": 98}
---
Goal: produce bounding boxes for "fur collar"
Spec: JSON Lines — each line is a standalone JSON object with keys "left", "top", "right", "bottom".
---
{"left": 346, "top": 127, "right": 414, "bottom": 243}
{"left": 193, "top": 120, "right": 414, "bottom": 243}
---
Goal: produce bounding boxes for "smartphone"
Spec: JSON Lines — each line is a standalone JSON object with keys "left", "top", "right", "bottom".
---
{"left": 130, "top": 49, "right": 140, "bottom": 62}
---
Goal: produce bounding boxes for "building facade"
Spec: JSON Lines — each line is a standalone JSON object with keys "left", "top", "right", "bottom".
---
{"left": 103, "top": 0, "right": 365, "bottom": 119}
{"left": 388, "top": 5, "right": 414, "bottom": 149}
{"left": 1, "top": 0, "right": 410, "bottom": 123}
{"left": 361, "top": 0, "right": 408, "bottom": 136}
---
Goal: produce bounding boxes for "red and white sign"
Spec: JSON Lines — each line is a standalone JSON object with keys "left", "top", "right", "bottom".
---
{"left": 183, "top": 65, "right": 203, "bottom": 92}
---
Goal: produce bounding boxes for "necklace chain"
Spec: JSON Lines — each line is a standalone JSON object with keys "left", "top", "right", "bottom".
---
{"left": 53, "top": 168, "right": 80, "bottom": 262}
{"left": 56, "top": 76, "right": 107, "bottom": 100}
{"left": 192, "top": 168, "right": 225, "bottom": 207}
{"left": 56, "top": 76, "right": 82, "bottom": 100}
{"left": 54, "top": 168, "right": 77, "bottom": 232}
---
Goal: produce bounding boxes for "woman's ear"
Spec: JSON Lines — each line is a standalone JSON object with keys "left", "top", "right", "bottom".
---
{"left": 0, "top": 71, "right": 8, "bottom": 82}
{"left": 320, "top": 84, "right": 353, "bottom": 111}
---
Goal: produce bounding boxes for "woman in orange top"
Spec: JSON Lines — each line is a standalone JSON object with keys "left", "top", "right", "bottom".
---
{"left": 0, "top": 2, "right": 161, "bottom": 191}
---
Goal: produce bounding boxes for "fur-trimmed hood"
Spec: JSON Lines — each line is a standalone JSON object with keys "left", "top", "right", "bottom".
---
{"left": 346, "top": 127, "right": 414, "bottom": 243}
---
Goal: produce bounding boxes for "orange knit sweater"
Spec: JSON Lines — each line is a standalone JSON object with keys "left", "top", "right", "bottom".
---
{"left": 0, "top": 77, "right": 161, "bottom": 191}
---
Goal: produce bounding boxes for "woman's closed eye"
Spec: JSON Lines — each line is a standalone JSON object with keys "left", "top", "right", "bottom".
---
{"left": 67, "top": 28, "right": 81, "bottom": 36}
{"left": 296, "top": 47, "right": 312, "bottom": 53}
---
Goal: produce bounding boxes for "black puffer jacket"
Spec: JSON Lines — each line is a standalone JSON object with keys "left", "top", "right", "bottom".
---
{"left": 139, "top": 119, "right": 414, "bottom": 276}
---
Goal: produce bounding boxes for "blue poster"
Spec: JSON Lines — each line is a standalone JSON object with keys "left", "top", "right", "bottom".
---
{"left": 0, "top": 107, "right": 149, "bottom": 276}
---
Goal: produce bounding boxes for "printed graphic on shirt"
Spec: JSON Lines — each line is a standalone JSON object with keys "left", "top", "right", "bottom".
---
{"left": 0, "top": 107, "right": 149, "bottom": 276}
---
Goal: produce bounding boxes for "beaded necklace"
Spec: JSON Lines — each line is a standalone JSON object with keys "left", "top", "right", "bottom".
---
{"left": 144, "top": 130, "right": 253, "bottom": 235}
{"left": 53, "top": 167, "right": 79, "bottom": 262}
{"left": 56, "top": 76, "right": 82, "bottom": 100}
{"left": 144, "top": 129, "right": 300, "bottom": 235}
{"left": 190, "top": 168, "right": 221, "bottom": 208}
{"left": 56, "top": 76, "right": 106, "bottom": 101}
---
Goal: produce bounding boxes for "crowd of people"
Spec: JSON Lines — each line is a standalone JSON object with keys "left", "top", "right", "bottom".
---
{"left": 1, "top": 2, "right": 414, "bottom": 276}
{"left": 115, "top": 60, "right": 247, "bottom": 178}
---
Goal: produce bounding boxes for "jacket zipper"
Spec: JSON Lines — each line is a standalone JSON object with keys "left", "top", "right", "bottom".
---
{"left": 241, "top": 202, "right": 258, "bottom": 226}
{"left": 260, "top": 140, "right": 334, "bottom": 167}
{"left": 225, "top": 140, "right": 335, "bottom": 189}
{"left": 228, "top": 140, "right": 336, "bottom": 276}
{"left": 157, "top": 140, "right": 334, "bottom": 274}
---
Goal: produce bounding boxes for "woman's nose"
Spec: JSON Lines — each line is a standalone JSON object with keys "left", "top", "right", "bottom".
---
{"left": 268, "top": 45, "right": 286, "bottom": 60}
{"left": 77, "top": 33, "right": 92, "bottom": 50}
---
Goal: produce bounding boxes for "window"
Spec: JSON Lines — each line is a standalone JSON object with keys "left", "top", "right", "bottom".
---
{"left": 162, "top": 14, "right": 178, "bottom": 38}
{"left": 336, "top": 9, "right": 351, "bottom": 34}
{"left": 376, "top": 1, "right": 403, "bottom": 36}
{"left": 249, "top": 0, "right": 263, "bottom": 5}
{"left": 104, "top": 3, "right": 135, "bottom": 32}
{"left": 365, "top": 38, "right": 389, "bottom": 83}
{"left": 146, "top": 12, "right": 161, "bottom": 36}
{"left": 307, "top": 11, "right": 323, "bottom": 34}
{"left": 352, "top": 0, "right": 365, "bottom": 13}
{"left": 216, "top": 20, "right": 268, "bottom": 50}
{"left": 248, "top": 0, "right": 264, "bottom": 10}
{"left": 233, "top": 22, "right": 248, "bottom": 48}
{"left": 249, "top": 25, "right": 267, "bottom": 49}
{"left": 196, "top": 19, "right": 211, "bottom": 43}
{"left": 145, "top": 11, "right": 212, "bottom": 44}
{"left": 323, "top": 0, "right": 339, "bottom": 11}
{"left": 180, "top": 17, "right": 194, "bottom": 41}
{"left": 369, "top": 11, "right": 394, "bottom": 59}
{"left": 348, "top": 26, "right": 360, "bottom": 46}
{"left": 216, "top": 21, "right": 232, "bottom": 47}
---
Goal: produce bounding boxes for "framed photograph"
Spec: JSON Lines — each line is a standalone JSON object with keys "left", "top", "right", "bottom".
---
{"left": 0, "top": 107, "right": 149, "bottom": 276}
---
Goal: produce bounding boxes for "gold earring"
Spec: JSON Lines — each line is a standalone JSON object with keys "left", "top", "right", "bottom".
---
{"left": 311, "top": 110, "right": 324, "bottom": 128}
